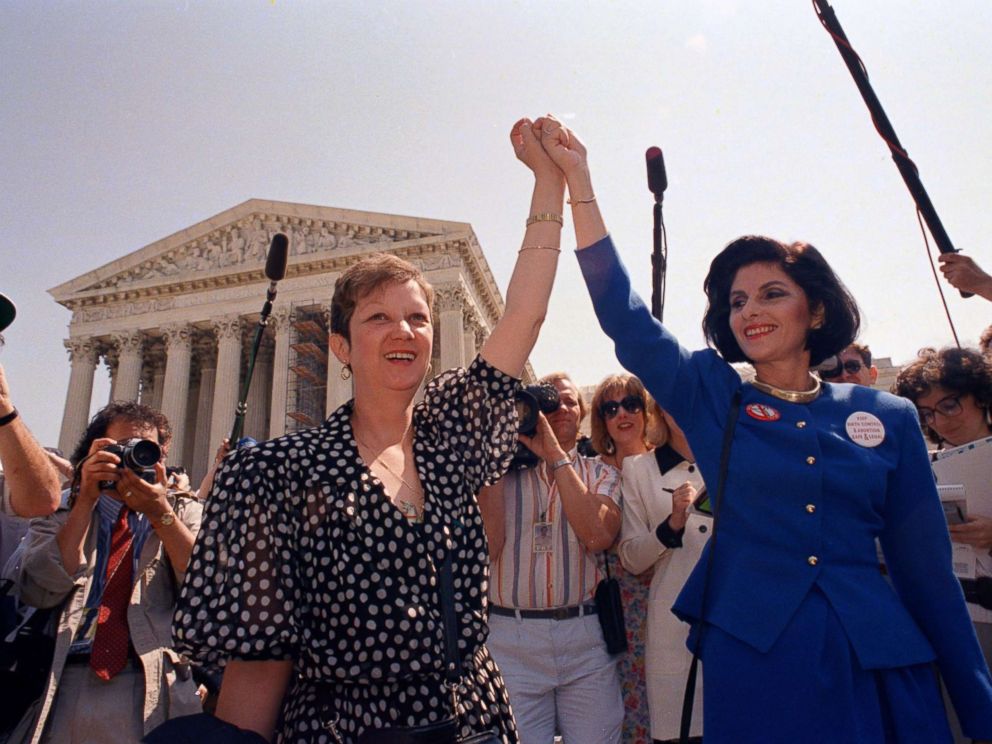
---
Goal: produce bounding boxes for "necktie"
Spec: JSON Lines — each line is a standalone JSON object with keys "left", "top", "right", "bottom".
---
{"left": 90, "top": 505, "right": 134, "bottom": 681}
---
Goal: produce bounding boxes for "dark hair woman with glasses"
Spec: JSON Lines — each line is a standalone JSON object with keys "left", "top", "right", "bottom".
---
{"left": 893, "top": 346, "right": 992, "bottom": 741}
{"left": 531, "top": 113, "right": 992, "bottom": 743}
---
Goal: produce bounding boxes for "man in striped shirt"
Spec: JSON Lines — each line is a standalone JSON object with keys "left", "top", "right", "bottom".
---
{"left": 480, "top": 372, "right": 624, "bottom": 744}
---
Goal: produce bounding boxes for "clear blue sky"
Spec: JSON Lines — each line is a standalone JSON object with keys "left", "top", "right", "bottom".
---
{"left": 2, "top": 1, "right": 990, "bottom": 447}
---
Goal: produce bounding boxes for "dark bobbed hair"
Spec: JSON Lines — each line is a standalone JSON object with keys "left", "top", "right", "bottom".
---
{"left": 891, "top": 346, "right": 992, "bottom": 444}
{"left": 702, "top": 235, "right": 861, "bottom": 366}
{"left": 330, "top": 253, "right": 434, "bottom": 342}
{"left": 70, "top": 400, "right": 172, "bottom": 468}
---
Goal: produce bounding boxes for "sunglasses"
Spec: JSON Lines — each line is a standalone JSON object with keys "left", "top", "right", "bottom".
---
{"left": 818, "top": 359, "right": 864, "bottom": 379}
{"left": 917, "top": 394, "right": 963, "bottom": 426}
{"left": 600, "top": 395, "right": 645, "bottom": 419}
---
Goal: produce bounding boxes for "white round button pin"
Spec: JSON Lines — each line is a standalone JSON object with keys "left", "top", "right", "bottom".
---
{"left": 845, "top": 411, "right": 885, "bottom": 448}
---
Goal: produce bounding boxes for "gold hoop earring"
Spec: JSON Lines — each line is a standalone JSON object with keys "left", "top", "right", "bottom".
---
{"left": 341, "top": 364, "right": 352, "bottom": 380}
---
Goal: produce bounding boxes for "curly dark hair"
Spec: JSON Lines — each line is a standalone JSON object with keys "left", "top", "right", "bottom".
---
{"left": 702, "top": 236, "right": 861, "bottom": 366}
{"left": 891, "top": 346, "right": 992, "bottom": 444}
{"left": 69, "top": 400, "right": 172, "bottom": 468}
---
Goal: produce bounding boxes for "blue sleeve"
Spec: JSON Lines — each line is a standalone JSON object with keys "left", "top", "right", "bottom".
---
{"left": 575, "top": 235, "right": 737, "bottom": 430}
{"left": 879, "top": 400, "right": 992, "bottom": 738}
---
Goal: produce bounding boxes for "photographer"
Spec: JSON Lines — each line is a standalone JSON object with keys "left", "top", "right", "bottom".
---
{"left": 0, "top": 292, "right": 61, "bottom": 518}
{"left": 479, "top": 371, "right": 623, "bottom": 744}
{"left": 8, "top": 401, "right": 202, "bottom": 743}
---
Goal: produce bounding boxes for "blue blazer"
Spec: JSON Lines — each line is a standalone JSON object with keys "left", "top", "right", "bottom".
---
{"left": 577, "top": 235, "right": 992, "bottom": 735}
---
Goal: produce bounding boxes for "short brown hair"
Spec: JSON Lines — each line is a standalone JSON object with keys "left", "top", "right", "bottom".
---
{"left": 538, "top": 371, "right": 587, "bottom": 421}
{"left": 844, "top": 342, "right": 872, "bottom": 367}
{"left": 330, "top": 253, "right": 434, "bottom": 341}
{"left": 589, "top": 373, "right": 656, "bottom": 455}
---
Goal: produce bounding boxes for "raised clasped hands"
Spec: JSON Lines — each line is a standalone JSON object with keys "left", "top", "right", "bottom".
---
{"left": 511, "top": 114, "right": 589, "bottom": 182}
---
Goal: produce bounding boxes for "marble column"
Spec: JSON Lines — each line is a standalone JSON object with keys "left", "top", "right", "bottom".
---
{"left": 111, "top": 331, "right": 144, "bottom": 402}
{"left": 268, "top": 308, "right": 291, "bottom": 439}
{"left": 159, "top": 324, "right": 193, "bottom": 468}
{"left": 208, "top": 315, "right": 243, "bottom": 454}
{"left": 191, "top": 343, "right": 217, "bottom": 488}
{"left": 324, "top": 306, "right": 350, "bottom": 412}
{"left": 244, "top": 342, "right": 273, "bottom": 442}
{"left": 436, "top": 285, "right": 466, "bottom": 374}
{"left": 58, "top": 337, "right": 98, "bottom": 454}
{"left": 105, "top": 347, "right": 119, "bottom": 403}
{"left": 463, "top": 312, "right": 481, "bottom": 366}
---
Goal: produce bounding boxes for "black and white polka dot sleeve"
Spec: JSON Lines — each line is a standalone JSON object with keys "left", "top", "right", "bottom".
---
{"left": 420, "top": 355, "right": 519, "bottom": 492}
{"left": 173, "top": 445, "right": 302, "bottom": 666}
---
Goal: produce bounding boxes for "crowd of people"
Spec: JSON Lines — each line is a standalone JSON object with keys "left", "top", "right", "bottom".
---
{"left": 1, "top": 116, "right": 992, "bottom": 744}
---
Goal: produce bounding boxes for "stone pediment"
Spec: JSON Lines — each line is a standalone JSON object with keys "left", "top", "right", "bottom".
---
{"left": 49, "top": 199, "right": 474, "bottom": 307}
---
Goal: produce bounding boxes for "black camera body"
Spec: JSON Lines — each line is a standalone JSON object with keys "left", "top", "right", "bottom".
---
{"left": 511, "top": 383, "right": 562, "bottom": 469}
{"left": 98, "top": 438, "right": 161, "bottom": 490}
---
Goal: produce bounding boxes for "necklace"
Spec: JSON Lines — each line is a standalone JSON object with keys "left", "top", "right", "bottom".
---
{"left": 749, "top": 373, "right": 822, "bottom": 404}
{"left": 353, "top": 417, "right": 424, "bottom": 519}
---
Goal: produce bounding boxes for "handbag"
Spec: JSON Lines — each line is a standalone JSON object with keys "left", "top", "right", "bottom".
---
{"left": 594, "top": 552, "right": 628, "bottom": 655}
{"left": 355, "top": 552, "right": 500, "bottom": 744}
{"left": 0, "top": 579, "right": 58, "bottom": 737}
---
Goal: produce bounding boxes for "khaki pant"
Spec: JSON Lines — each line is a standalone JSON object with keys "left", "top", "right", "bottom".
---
{"left": 41, "top": 664, "right": 145, "bottom": 744}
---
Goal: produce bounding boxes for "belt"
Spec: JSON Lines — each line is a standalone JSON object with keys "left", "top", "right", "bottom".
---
{"left": 489, "top": 603, "right": 597, "bottom": 621}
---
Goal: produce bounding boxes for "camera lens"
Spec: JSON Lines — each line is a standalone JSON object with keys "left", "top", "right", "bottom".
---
{"left": 126, "top": 439, "right": 161, "bottom": 469}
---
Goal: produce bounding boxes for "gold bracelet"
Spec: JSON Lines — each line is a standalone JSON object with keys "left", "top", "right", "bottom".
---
{"left": 526, "top": 212, "right": 563, "bottom": 227}
{"left": 567, "top": 195, "right": 596, "bottom": 205}
{"left": 518, "top": 245, "right": 562, "bottom": 254}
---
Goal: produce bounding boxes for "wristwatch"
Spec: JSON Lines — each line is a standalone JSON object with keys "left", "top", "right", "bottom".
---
{"left": 155, "top": 511, "right": 177, "bottom": 528}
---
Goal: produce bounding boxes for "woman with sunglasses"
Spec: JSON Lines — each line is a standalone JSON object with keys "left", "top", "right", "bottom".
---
{"left": 613, "top": 402, "right": 707, "bottom": 744}
{"left": 531, "top": 114, "right": 992, "bottom": 743}
{"left": 894, "top": 346, "right": 992, "bottom": 743}
{"left": 588, "top": 374, "right": 654, "bottom": 742}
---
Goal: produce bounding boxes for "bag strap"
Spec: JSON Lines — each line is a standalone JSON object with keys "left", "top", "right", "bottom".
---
{"left": 437, "top": 552, "right": 463, "bottom": 712}
{"left": 679, "top": 389, "right": 742, "bottom": 744}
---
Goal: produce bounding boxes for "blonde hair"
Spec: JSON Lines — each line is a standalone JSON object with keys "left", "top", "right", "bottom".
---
{"left": 589, "top": 373, "right": 656, "bottom": 455}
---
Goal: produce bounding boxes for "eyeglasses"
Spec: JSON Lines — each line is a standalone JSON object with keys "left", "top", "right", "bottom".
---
{"left": 600, "top": 395, "right": 645, "bottom": 419}
{"left": 818, "top": 359, "right": 864, "bottom": 379}
{"left": 917, "top": 395, "right": 963, "bottom": 426}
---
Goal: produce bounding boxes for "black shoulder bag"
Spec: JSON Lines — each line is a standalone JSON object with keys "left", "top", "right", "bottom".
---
{"left": 678, "top": 390, "right": 741, "bottom": 744}
{"left": 594, "top": 551, "right": 628, "bottom": 655}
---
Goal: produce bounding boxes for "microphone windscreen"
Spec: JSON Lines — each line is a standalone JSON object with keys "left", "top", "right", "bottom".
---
{"left": 646, "top": 146, "right": 668, "bottom": 198}
{"left": 265, "top": 233, "right": 289, "bottom": 281}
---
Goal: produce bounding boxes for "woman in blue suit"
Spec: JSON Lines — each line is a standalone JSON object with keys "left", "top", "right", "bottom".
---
{"left": 532, "top": 114, "right": 992, "bottom": 743}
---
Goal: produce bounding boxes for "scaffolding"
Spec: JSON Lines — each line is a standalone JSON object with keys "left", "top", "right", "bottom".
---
{"left": 286, "top": 303, "right": 328, "bottom": 432}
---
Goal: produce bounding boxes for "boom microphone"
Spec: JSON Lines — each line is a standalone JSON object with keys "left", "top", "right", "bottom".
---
{"left": 265, "top": 233, "right": 289, "bottom": 281}
{"left": 646, "top": 147, "right": 668, "bottom": 203}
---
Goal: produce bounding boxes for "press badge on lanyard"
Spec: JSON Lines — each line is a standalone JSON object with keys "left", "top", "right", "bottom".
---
{"left": 533, "top": 522, "right": 553, "bottom": 553}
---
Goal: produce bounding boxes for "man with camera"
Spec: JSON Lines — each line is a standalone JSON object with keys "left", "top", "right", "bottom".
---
{"left": 479, "top": 372, "right": 624, "bottom": 744}
{"left": 8, "top": 401, "right": 202, "bottom": 743}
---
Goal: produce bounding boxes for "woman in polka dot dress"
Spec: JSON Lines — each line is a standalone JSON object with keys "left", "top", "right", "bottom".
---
{"left": 172, "top": 116, "right": 568, "bottom": 743}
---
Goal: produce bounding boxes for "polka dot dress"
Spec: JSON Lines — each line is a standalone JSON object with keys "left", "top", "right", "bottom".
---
{"left": 174, "top": 357, "right": 520, "bottom": 743}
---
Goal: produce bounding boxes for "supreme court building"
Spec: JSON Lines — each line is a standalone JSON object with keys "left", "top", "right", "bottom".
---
{"left": 50, "top": 199, "right": 512, "bottom": 485}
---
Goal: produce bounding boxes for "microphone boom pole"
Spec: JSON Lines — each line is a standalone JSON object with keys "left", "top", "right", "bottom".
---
{"left": 229, "top": 233, "right": 290, "bottom": 445}
{"left": 812, "top": 0, "right": 971, "bottom": 297}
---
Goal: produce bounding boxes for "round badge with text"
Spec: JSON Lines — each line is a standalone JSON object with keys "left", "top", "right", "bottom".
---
{"left": 845, "top": 411, "right": 885, "bottom": 448}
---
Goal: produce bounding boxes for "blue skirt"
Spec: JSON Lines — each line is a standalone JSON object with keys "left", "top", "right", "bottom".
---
{"left": 698, "top": 588, "right": 952, "bottom": 743}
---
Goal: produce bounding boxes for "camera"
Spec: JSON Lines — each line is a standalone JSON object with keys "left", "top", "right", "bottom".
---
{"left": 510, "top": 383, "right": 562, "bottom": 469}
{"left": 98, "top": 438, "right": 162, "bottom": 490}
{"left": 515, "top": 383, "right": 561, "bottom": 437}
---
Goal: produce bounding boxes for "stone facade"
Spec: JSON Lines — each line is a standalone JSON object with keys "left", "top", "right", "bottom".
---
{"left": 50, "top": 199, "right": 512, "bottom": 485}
